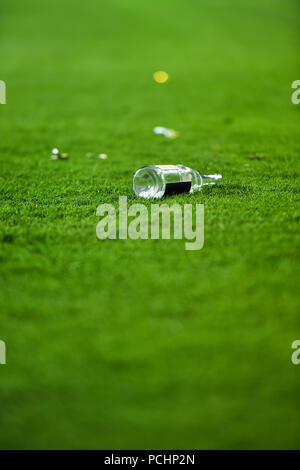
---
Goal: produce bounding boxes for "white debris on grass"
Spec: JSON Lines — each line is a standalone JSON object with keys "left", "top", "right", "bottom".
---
{"left": 50, "top": 148, "right": 69, "bottom": 160}
{"left": 153, "top": 126, "right": 179, "bottom": 139}
{"left": 86, "top": 153, "right": 108, "bottom": 159}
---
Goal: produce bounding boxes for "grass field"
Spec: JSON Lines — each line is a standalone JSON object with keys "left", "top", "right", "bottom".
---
{"left": 0, "top": 0, "right": 299, "bottom": 450}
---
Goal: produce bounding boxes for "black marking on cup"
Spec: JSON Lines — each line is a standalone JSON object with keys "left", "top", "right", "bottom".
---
{"left": 164, "top": 181, "right": 192, "bottom": 196}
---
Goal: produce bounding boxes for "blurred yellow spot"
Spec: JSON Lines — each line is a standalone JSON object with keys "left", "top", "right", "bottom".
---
{"left": 153, "top": 70, "right": 169, "bottom": 84}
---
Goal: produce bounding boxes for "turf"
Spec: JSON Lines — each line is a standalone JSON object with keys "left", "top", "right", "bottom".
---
{"left": 0, "top": 0, "right": 299, "bottom": 450}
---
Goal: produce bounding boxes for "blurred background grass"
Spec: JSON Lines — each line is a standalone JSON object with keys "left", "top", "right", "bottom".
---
{"left": 0, "top": 0, "right": 299, "bottom": 449}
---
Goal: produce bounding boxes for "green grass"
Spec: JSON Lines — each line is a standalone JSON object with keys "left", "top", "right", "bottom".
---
{"left": 0, "top": 0, "right": 300, "bottom": 449}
